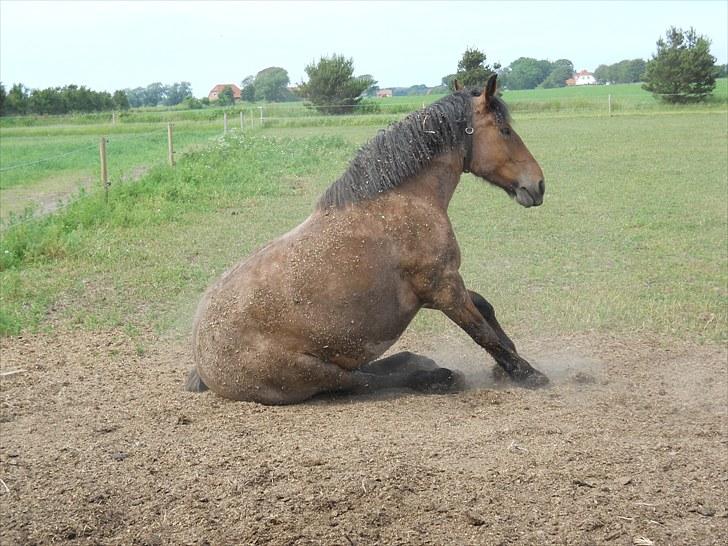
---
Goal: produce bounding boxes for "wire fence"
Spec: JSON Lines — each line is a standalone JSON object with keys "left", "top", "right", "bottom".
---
{"left": 0, "top": 144, "right": 99, "bottom": 173}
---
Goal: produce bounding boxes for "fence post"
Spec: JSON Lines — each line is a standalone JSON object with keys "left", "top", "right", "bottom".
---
{"left": 99, "top": 137, "right": 109, "bottom": 203}
{"left": 167, "top": 123, "right": 175, "bottom": 166}
{"left": 608, "top": 94, "right": 612, "bottom": 116}
{"left": 112, "top": 111, "right": 116, "bottom": 125}
{"left": 240, "top": 110, "right": 244, "bottom": 129}
{"left": 258, "top": 106, "right": 263, "bottom": 127}
{"left": 223, "top": 112, "right": 228, "bottom": 134}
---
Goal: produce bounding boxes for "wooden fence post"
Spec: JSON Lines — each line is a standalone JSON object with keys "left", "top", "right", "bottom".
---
{"left": 608, "top": 94, "right": 612, "bottom": 116}
{"left": 240, "top": 110, "right": 244, "bottom": 129}
{"left": 99, "top": 137, "right": 109, "bottom": 203}
{"left": 224, "top": 112, "right": 228, "bottom": 133}
{"left": 167, "top": 123, "right": 175, "bottom": 166}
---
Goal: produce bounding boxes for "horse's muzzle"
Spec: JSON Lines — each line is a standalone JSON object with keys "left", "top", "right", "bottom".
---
{"left": 515, "top": 179, "right": 545, "bottom": 208}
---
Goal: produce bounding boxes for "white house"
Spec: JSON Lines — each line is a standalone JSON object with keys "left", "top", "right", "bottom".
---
{"left": 573, "top": 69, "right": 597, "bottom": 86}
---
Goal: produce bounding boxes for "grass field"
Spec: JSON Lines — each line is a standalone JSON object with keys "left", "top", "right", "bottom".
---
{"left": 0, "top": 82, "right": 726, "bottom": 344}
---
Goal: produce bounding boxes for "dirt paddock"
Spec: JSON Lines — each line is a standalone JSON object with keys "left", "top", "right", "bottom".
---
{"left": 1, "top": 328, "right": 726, "bottom": 545}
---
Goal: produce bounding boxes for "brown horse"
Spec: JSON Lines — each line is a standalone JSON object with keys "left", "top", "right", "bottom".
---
{"left": 187, "top": 74, "right": 548, "bottom": 404}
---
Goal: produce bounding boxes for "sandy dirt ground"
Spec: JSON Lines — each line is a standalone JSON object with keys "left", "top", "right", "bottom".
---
{"left": 1, "top": 328, "right": 726, "bottom": 545}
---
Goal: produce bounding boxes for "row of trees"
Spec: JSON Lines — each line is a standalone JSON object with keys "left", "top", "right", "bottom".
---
{"left": 0, "top": 83, "right": 129, "bottom": 115}
{"left": 498, "top": 57, "right": 575, "bottom": 90}
{"left": 123, "top": 82, "right": 193, "bottom": 107}
{"left": 0, "top": 80, "right": 199, "bottom": 115}
{"left": 594, "top": 59, "right": 647, "bottom": 84}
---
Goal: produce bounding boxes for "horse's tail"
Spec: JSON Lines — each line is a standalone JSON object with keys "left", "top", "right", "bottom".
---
{"left": 185, "top": 367, "right": 209, "bottom": 393}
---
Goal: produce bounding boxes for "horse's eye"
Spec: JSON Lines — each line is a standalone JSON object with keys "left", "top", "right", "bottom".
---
{"left": 500, "top": 127, "right": 512, "bottom": 137}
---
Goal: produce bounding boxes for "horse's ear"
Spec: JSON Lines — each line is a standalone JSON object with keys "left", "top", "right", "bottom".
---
{"left": 452, "top": 79, "right": 464, "bottom": 92}
{"left": 483, "top": 73, "right": 498, "bottom": 106}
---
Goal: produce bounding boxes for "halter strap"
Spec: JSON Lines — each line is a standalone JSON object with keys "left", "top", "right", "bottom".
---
{"left": 462, "top": 126, "right": 474, "bottom": 173}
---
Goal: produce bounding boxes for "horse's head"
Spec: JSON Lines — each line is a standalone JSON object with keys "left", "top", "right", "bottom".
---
{"left": 457, "top": 75, "right": 545, "bottom": 207}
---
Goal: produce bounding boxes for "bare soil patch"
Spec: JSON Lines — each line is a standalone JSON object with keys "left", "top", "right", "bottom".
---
{"left": 0, "top": 329, "right": 726, "bottom": 545}
{"left": 0, "top": 173, "right": 94, "bottom": 220}
{"left": 0, "top": 166, "right": 149, "bottom": 221}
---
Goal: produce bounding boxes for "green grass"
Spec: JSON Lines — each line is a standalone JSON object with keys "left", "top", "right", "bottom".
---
{"left": 0, "top": 107, "right": 726, "bottom": 345}
{"left": 0, "top": 124, "right": 226, "bottom": 192}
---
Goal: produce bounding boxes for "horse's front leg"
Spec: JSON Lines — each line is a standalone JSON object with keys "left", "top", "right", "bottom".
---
{"left": 428, "top": 275, "right": 549, "bottom": 387}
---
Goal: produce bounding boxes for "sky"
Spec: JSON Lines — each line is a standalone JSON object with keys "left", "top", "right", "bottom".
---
{"left": 1, "top": 0, "right": 726, "bottom": 97}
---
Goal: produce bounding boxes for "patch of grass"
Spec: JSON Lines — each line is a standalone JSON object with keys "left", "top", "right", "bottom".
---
{"left": 0, "top": 124, "right": 225, "bottom": 191}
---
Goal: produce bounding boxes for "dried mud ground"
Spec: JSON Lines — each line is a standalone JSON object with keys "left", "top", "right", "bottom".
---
{"left": 1, "top": 328, "right": 726, "bottom": 545}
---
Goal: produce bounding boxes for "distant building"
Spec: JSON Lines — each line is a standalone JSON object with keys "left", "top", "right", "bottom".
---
{"left": 377, "top": 88, "right": 393, "bottom": 98}
{"left": 208, "top": 84, "right": 242, "bottom": 101}
{"left": 572, "top": 70, "right": 597, "bottom": 86}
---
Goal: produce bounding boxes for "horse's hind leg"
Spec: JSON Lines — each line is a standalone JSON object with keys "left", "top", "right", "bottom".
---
{"left": 359, "top": 351, "right": 463, "bottom": 393}
{"left": 359, "top": 351, "right": 438, "bottom": 375}
{"left": 251, "top": 353, "right": 461, "bottom": 404}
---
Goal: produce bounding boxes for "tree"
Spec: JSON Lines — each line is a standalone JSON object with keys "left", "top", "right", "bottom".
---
{"left": 455, "top": 48, "right": 499, "bottom": 88}
{"left": 124, "top": 87, "right": 145, "bottom": 108}
{"left": 595, "top": 59, "right": 646, "bottom": 84}
{"left": 29, "top": 87, "right": 66, "bottom": 114}
{"left": 253, "top": 67, "right": 290, "bottom": 102}
{"left": 594, "top": 64, "right": 611, "bottom": 83}
{"left": 5, "top": 83, "right": 29, "bottom": 115}
{"left": 540, "top": 59, "right": 574, "bottom": 88}
{"left": 0, "top": 83, "right": 5, "bottom": 115}
{"left": 297, "top": 54, "right": 375, "bottom": 114}
{"left": 240, "top": 75, "right": 256, "bottom": 102}
{"left": 181, "top": 96, "right": 203, "bottom": 109}
{"left": 642, "top": 26, "right": 717, "bottom": 103}
{"left": 502, "top": 57, "right": 551, "bottom": 90}
{"left": 441, "top": 74, "right": 457, "bottom": 89}
{"left": 112, "top": 90, "right": 130, "bottom": 110}
{"left": 143, "top": 82, "right": 166, "bottom": 106}
{"left": 217, "top": 85, "right": 235, "bottom": 106}
{"left": 164, "top": 82, "right": 193, "bottom": 106}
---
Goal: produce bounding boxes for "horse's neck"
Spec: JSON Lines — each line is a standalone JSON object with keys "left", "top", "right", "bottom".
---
{"left": 399, "top": 150, "right": 463, "bottom": 211}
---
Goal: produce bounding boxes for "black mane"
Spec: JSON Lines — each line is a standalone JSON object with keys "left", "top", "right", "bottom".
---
{"left": 317, "top": 90, "right": 511, "bottom": 209}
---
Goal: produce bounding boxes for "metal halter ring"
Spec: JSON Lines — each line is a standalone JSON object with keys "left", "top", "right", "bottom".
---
{"left": 465, "top": 127, "right": 474, "bottom": 135}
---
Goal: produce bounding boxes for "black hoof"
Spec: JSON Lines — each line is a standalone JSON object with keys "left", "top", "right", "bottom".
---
{"left": 515, "top": 368, "right": 550, "bottom": 389}
{"left": 492, "top": 366, "right": 549, "bottom": 389}
{"left": 409, "top": 368, "right": 463, "bottom": 394}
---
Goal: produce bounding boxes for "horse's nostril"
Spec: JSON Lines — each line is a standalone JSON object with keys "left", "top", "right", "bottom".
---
{"left": 538, "top": 179, "right": 545, "bottom": 195}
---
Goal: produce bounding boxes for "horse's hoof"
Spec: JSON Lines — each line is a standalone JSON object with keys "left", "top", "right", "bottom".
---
{"left": 491, "top": 364, "right": 509, "bottom": 384}
{"left": 520, "top": 369, "right": 550, "bottom": 389}
{"left": 493, "top": 366, "right": 550, "bottom": 389}
{"left": 410, "top": 368, "right": 463, "bottom": 394}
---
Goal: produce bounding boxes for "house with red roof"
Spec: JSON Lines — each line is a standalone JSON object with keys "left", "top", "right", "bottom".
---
{"left": 208, "top": 84, "right": 241, "bottom": 101}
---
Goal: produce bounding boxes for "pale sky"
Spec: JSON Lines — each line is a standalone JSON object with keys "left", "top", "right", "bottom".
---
{"left": 1, "top": 0, "right": 726, "bottom": 97}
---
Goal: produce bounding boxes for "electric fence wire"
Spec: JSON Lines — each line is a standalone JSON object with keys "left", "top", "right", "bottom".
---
{"left": 0, "top": 126, "right": 172, "bottom": 174}
{"left": 0, "top": 143, "right": 97, "bottom": 173}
